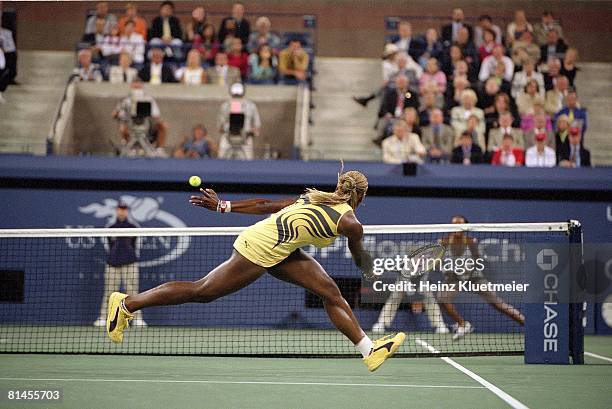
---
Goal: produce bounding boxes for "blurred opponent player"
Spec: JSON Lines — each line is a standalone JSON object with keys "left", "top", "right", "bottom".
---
{"left": 438, "top": 215, "right": 525, "bottom": 340}
{"left": 106, "top": 167, "right": 405, "bottom": 371}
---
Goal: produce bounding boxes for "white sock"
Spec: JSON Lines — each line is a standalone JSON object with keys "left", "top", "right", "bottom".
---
{"left": 356, "top": 336, "right": 373, "bottom": 358}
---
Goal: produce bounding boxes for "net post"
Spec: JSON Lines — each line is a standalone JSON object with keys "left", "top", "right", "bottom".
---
{"left": 568, "top": 220, "right": 585, "bottom": 365}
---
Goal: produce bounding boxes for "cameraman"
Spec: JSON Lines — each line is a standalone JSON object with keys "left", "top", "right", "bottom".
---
{"left": 112, "top": 79, "right": 168, "bottom": 155}
{"left": 217, "top": 82, "right": 261, "bottom": 159}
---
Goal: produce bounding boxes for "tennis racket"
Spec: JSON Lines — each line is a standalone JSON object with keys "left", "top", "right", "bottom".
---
{"left": 399, "top": 243, "right": 447, "bottom": 279}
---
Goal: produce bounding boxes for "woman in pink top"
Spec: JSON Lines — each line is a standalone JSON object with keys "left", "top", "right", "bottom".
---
{"left": 419, "top": 58, "right": 446, "bottom": 95}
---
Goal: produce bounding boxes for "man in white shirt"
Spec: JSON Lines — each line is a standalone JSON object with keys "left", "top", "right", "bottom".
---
{"left": 382, "top": 120, "right": 426, "bottom": 164}
{"left": 479, "top": 44, "right": 514, "bottom": 82}
{"left": 109, "top": 52, "right": 138, "bottom": 84}
{"left": 119, "top": 20, "right": 145, "bottom": 64}
{"left": 525, "top": 132, "right": 556, "bottom": 167}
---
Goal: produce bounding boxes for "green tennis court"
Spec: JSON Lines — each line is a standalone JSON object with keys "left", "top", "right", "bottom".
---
{"left": 1, "top": 335, "right": 610, "bottom": 409}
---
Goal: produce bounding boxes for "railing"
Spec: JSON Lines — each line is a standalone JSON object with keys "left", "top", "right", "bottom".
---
{"left": 46, "top": 74, "right": 79, "bottom": 155}
{"left": 293, "top": 83, "right": 311, "bottom": 159}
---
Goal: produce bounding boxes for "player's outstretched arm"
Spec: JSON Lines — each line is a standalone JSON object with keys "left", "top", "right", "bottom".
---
{"left": 189, "top": 188, "right": 295, "bottom": 215}
{"left": 338, "top": 211, "right": 374, "bottom": 279}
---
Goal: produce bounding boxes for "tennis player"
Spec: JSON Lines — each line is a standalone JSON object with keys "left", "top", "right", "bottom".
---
{"left": 438, "top": 215, "right": 525, "bottom": 340}
{"left": 106, "top": 168, "right": 406, "bottom": 371}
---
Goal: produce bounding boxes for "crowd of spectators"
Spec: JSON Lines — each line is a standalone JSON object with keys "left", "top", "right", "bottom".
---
{"left": 75, "top": 1, "right": 311, "bottom": 86}
{"left": 357, "top": 9, "right": 590, "bottom": 168}
{"left": 72, "top": 1, "right": 309, "bottom": 160}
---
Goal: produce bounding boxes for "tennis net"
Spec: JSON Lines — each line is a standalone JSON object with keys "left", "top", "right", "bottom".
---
{"left": 0, "top": 222, "right": 577, "bottom": 357}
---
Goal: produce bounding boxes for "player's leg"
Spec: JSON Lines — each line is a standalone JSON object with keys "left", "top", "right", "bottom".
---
{"left": 269, "top": 249, "right": 405, "bottom": 372}
{"left": 438, "top": 288, "right": 473, "bottom": 340}
{"left": 269, "top": 249, "right": 364, "bottom": 344}
{"left": 124, "top": 263, "right": 145, "bottom": 325}
{"left": 371, "top": 286, "right": 404, "bottom": 334}
{"left": 124, "top": 251, "right": 265, "bottom": 312}
{"left": 107, "top": 251, "right": 265, "bottom": 343}
{"left": 478, "top": 290, "right": 525, "bottom": 325}
{"left": 423, "top": 292, "right": 449, "bottom": 333}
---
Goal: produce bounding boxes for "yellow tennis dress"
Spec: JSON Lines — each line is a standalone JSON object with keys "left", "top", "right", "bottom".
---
{"left": 233, "top": 196, "right": 353, "bottom": 268}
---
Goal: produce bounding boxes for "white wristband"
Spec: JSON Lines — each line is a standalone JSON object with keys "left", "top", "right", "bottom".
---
{"left": 217, "top": 200, "right": 231, "bottom": 213}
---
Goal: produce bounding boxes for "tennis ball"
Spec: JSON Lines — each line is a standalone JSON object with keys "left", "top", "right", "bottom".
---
{"left": 189, "top": 176, "right": 202, "bottom": 187}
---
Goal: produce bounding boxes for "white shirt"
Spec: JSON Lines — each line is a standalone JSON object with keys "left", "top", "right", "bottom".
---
{"left": 0, "top": 28, "right": 16, "bottom": 53}
{"left": 382, "top": 60, "right": 398, "bottom": 82}
{"left": 120, "top": 33, "right": 145, "bottom": 64}
{"left": 525, "top": 145, "right": 556, "bottom": 167}
{"left": 176, "top": 67, "right": 204, "bottom": 85}
{"left": 382, "top": 133, "right": 426, "bottom": 164}
{"left": 478, "top": 55, "right": 514, "bottom": 82}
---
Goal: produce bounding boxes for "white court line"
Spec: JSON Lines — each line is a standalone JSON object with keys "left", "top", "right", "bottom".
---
{"left": 0, "top": 377, "right": 484, "bottom": 390}
{"left": 414, "top": 338, "right": 529, "bottom": 409}
{"left": 585, "top": 351, "right": 612, "bottom": 363}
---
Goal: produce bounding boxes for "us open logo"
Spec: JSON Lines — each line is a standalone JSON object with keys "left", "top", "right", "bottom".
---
{"left": 66, "top": 195, "right": 190, "bottom": 268}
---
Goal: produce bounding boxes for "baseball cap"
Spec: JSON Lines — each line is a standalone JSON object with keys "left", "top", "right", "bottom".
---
{"left": 569, "top": 127, "right": 581, "bottom": 136}
{"left": 535, "top": 133, "right": 547, "bottom": 142}
{"left": 230, "top": 82, "right": 244, "bottom": 96}
{"left": 117, "top": 202, "right": 129, "bottom": 209}
{"left": 383, "top": 43, "right": 399, "bottom": 57}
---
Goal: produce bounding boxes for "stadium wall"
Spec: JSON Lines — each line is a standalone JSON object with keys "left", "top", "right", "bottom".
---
{"left": 7, "top": 0, "right": 612, "bottom": 62}
{"left": 0, "top": 155, "right": 610, "bottom": 334}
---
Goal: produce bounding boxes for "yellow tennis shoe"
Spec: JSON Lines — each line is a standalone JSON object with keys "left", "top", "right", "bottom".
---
{"left": 363, "top": 332, "right": 406, "bottom": 372}
{"left": 106, "top": 292, "right": 133, "bottom": 343}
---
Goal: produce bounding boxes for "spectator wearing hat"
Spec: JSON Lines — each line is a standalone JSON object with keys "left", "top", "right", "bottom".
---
{"left": 491, "top": 133, "right": 525, "bottom": 166}
{"left": 352, "top": 43, "right": 399, "bottom": 107}
{"left": 138, "top": 47, "right": 176, "bottom": 84}
{"left": 554, "top": 88, "right": 587, "bottom": 136}
{"left": 557, "top": 127, "right": 590, "bottom": 167}
{"left": 279, "top": 38, "right": 309, "bottom": 84}
{"left": 93, "top": 202, "right": 146, "bottom": 327}
{"left": 451, "top": 131, "right": 484, "bottom": 165}
{"left": 525, "top": 132, "right": 556, "bottom": 167}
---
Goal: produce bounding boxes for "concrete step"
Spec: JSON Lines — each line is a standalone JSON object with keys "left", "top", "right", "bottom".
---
{"left": 0, "top": 51, "right": 74, "bottom": 152}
